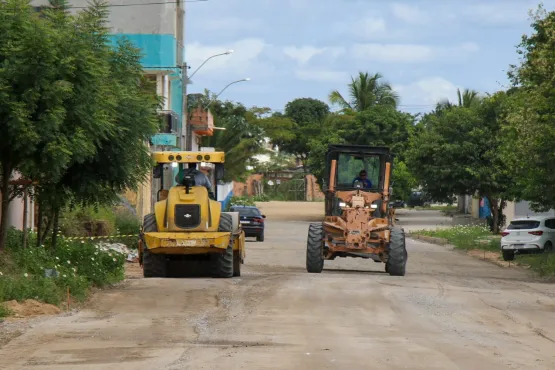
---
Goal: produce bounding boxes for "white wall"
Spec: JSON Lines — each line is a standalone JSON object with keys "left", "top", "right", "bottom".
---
{"left": 31, "top": 0, "right": 180, "bottom": 35}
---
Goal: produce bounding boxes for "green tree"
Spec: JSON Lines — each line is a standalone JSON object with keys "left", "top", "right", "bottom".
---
{"left": 501, "top": 5, "right": 555, "bottom": 211}
{"left": 200, "top": 98, "right": 266, "bottom": 182}
{"left": 0, "top": 0, "right": 79, "bottom": 250}
{"left": 407, "top": 94, "right": 516, "bottom": 233}
{"left": 329, "top": 72, "right": 400, "bottom": 112}
{"left": 0, "top": 1, "right": 161, "bottom": 249}
{"left": 269, "top": 98, "right": 330, "bottom": 171}
{"left": 436, "top": 88, "right": 482, "bottom": 111}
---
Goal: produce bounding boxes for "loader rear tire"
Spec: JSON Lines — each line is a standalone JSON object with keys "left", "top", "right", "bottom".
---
{"left": 233, "top": 251, "right": 241, "bottom": 277}
{"left": 386, "top": 227, "right": 407, "bottom": 276}
{"left": 306, "top": 223, "right": 325, "bottom": 273}
{"left": 212, "top": 213, "right": 234, "bottom": 278}
{"left": 142, "top": 213, "right": 168, "bottom": 278}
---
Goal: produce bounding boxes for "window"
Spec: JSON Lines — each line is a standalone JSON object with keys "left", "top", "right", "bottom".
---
{"left": 230, "top": 208, "right": 260, "bottom": 217}
{"left": 335, "top": 153, "right": 380, "bottom": 189}
{"left": 507, "top": 220, "right": 541, "bottom": 230}
{"left": 545, "top": 219, "right": 555, "bottom": 229}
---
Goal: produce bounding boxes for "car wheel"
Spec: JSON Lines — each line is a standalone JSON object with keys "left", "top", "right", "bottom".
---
{"left": 544, "top": 241, "right": 553, "bottom": 253}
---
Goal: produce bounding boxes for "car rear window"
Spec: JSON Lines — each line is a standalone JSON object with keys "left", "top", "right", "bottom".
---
{"left": 232, "top": 208, "right": 260, "bottom": 217}
{"left": 507, "top": 220, "right": 541, "bottom": 230}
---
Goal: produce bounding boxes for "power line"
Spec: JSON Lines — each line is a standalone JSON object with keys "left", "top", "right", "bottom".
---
{"left": 68, "top": 0, "right": 208, "bottom": 8}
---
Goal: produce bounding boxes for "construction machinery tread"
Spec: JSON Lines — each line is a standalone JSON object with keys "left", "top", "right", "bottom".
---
{"left": 386, "top": 226, "right": 407, "bottom": 276}
{"left": 142, "top": 213, "right": 168, "bottom": 278}
{"left": 306, "top": 223, "right": 325, "bottom": 273}
{"left": 212, "top": 213, "right": 234, "bottom": 278}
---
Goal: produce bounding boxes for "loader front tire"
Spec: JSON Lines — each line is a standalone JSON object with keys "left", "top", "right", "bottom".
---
{"left": 386, "top": 227, "right": 407, "bottom": 276}
{"left": 306, "top": 223, "right": 325, "bottom": 273}
{"left": 212, "top": 213, "right": 234, "bottom": 278}
{"left": 142, "top": 213, "right": 168, "bottom": 278}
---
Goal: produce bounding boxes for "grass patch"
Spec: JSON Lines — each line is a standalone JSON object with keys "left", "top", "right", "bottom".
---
{"left": 413, "top": 225, "right": 555, "bottom": 277}
{"left": 0, "top": 227, "right": 126, "bottom": 312}
{"left": 516, "top": 254, "right": 555, "bottom": 278}
{"left": 414, "top": 225, "right": 500, "bottom": 251}
{"left": 0, "top": 302, "right": 10, "bottom": 318}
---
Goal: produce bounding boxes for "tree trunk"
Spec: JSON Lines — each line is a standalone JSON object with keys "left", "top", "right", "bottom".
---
{"left": 22, "top": 186, "right": 28, "bottom": 248}
{"left": 50, "top": 207, "right": 60, "bottom": 249}
{"left": 0, "top": 162, "right": 13, "bottom": 251}
{"left": 490, "top": 197, "right": 500, "bottom": 234}
{"left": 36, "top": 201, "right": 42, "bottom": 248}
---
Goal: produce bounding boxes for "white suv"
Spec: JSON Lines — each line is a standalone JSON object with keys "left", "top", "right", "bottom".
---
{"left": 500, "top": 216, "right": 555, "bottom": 261}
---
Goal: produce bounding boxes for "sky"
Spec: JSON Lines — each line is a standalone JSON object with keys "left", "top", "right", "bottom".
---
{"left": 185, "top": 0, "right": 555, "bottom": 115}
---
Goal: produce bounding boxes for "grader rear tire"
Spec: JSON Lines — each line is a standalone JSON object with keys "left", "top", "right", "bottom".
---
{"left": 386, "top": 227, "right": 408, "bottom": 276}
{"left": 306, "top": 223, "right": 325, "bottom": 273}
{"left": 212, "top": 213, "right": 234, "bottom": 278}
{"left": 142, "top": 213, "right": 168, "bottom": 278}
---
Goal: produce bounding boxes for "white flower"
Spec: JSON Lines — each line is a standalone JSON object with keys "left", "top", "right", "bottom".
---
{"left": 108, "top": 253, "right": 112, "bottom": 257}
{"left": 81, "top": 240, "right": 85, "bottom": 244}
{"left": 94, "top": 252, "right": 98, "bottom": 255}
{"left": 67, "top": 260, "right": 71, "bottom": 264}
{"left": 24, "top": 273, "right": 28, "bottom": 277}
{"left": 113, "top": 258, "right": 117, "bottom": 262}
{"left": 63, "top": 274, "right": 67, "bottom": 278}
{"left": 91, "top": 257, "right": 94, "bottom": 261}
{"left": 0, "top": 271, "right": 3, "bottom": 276}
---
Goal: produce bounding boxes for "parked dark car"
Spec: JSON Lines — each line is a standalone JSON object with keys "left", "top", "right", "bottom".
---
{"left": 229, "top": 205, "right": 266, "bottom": 242}
{"left": 390, "top": 200, "right": 406, "bottom": 208}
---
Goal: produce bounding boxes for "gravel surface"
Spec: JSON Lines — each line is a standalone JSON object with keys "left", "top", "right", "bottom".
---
{"left": 0, "top": 202, "right": 554, "bottom": 369}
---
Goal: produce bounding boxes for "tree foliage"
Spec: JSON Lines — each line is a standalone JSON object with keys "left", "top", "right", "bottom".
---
{"left": 501, "top": 5, "right": 555, "bottom": 211}
{"left": 406, "top": 93, "right": 516, "bottom": 232}
{"left": 329, "top": 72, "right": 400, "bottom": 112}
{"left": 0, "top": 1, "right": 160, "bottom": 249}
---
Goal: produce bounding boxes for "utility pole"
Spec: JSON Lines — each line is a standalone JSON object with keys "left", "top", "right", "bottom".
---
{"left": 181, "top": 62, "right": 189, "bottom": 151}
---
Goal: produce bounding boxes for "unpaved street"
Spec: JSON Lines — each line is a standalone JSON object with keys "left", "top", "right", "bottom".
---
{"left": 1, "top": 202, "right": 555, "bottom": 369}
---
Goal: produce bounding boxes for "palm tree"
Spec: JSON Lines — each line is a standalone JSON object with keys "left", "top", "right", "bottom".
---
{"left": 329, "top": 72, "right": 400, "bottom": 112}
{"left": 436, "top": 88, "right": 481, "bottom": 111}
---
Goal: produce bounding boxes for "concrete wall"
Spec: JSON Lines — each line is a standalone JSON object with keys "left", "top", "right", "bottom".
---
{"left": 504, "top": 200, "right": 555, "bottom": 224}
{"left": 32, "top": 0, "right": 180, "bottom": 35}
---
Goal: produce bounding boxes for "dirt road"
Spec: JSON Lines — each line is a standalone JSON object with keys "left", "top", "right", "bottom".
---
{"left": 1, "top": 202, "right": 555, "bottom": 369}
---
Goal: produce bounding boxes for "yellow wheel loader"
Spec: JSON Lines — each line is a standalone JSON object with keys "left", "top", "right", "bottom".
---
{"left": 138, "top": 151, "right": 246, "bottom": 278}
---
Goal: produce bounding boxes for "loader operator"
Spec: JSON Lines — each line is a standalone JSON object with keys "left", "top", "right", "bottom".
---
{"left": 176, "top": 163, "right": 214, "bottom": 197}
{"left": 353, "top": 170, "right": 372, "bottom": 188}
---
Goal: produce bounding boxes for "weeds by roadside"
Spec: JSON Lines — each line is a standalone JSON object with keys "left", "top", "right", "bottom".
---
{"left": 412, "top": 225, "right": 555, "bottom": 277}
{"left": 0, "top": 227, "right": 126, "bottom": 316}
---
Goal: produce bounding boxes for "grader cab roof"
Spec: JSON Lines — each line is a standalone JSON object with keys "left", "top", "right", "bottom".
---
{"left": 152, "top": 151, "right": 225, "bottom": 164}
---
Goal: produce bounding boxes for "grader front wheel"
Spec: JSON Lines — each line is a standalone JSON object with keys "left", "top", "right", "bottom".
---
{"left": 306, "top": 223, "right": 325, "bottom": 273}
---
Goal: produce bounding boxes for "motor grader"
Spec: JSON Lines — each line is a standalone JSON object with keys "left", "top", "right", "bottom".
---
{"left": 306, "top": 144, "right": 407, "bottom": 276}
{"left": 138, "top": 151, "right": 245, "bottom": 278}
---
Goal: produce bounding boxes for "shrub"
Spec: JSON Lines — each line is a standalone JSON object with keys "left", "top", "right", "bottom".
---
{"left": 0, "top": 228, "right": 126, "bottom": 308}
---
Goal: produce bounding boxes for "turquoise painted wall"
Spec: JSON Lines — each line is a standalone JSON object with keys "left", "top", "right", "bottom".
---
{"left": 109, "top": 34, "right": 177, "bottom": 68}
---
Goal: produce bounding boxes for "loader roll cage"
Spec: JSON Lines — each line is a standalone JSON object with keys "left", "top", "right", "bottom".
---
{"left": 151, "top": 151, "right": 225, "bottom": 201}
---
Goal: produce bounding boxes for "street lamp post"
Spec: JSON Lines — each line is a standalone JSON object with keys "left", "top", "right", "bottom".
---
{"left": 204, "top": 78, "right": 251, "bottom": 110}
{"left": 181, "top": 50, "right": 233, "bottom": 151}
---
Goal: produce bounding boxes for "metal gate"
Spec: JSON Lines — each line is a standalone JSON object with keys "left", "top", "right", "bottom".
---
{"left": 265, "top": 178, "right": 306, "bottom": 201}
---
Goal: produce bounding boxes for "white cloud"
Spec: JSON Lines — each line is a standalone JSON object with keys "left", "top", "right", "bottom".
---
{"left": 459, "top": 2, "right": 538, "bottom": 25}
{"left": 394, "top": 77, "right": 462, "bottom": 107}
{"left": 185, "top": 38, "right": 271, "bottom": 81}
{"left": 350, "top": 42, "right": 479, "bottom": 63}
{"left": 295, "top": 69, "right": 349, "bottom": 83}
{"left": 283, "top": 46, "right": 345, "bottom": 65}
{"left": 200, "top": 17, "right": 265, "bottom": 32}
{"left": 390, "top": 3, "right": 430, "bottom": 24}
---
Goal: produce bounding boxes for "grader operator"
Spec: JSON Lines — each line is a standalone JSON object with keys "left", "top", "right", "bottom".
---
{"left": 138, "top": 151, "right": 246, "bottom": 278}
{"left": 306, "top": 144, "right": 408, "bottom": 276}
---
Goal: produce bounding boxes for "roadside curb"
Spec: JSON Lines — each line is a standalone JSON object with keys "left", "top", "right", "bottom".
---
{"left": 406, "top": 234, "right": 529, "bottom": 271}
{"left": 407, "top": 233, "right": 450, "bottom": 246}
